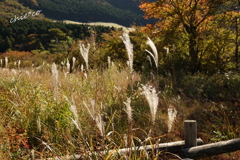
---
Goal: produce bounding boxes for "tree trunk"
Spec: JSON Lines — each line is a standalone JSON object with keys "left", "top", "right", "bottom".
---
{"left": 185, "top": 24, "right": 200, "bottom": 74}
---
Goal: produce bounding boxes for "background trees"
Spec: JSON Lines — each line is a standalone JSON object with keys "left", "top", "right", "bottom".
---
{"left": 0, "top": 19, "right": 112, "bottom": 53}
{"left": 22, "top": 0, "right": 151, "bottom": 27}
{"left": 139, "top": 0, "right": 240, "bottom": 73}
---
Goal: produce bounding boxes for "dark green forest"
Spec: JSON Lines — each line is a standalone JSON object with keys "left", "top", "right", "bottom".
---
{"left": 0, "top": 19, "right": 113, "bottom": 53}
{"left": 20, "top": 0, "right": 155, "bottom": 26}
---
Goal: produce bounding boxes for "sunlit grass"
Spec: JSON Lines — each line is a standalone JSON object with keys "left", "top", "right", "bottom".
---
{"left": 0, "top": 66, "right": 239, "bottom": 159}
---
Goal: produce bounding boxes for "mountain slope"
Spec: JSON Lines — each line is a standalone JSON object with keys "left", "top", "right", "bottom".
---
{"left": 0, "top": 0, "right": 154, "bottom": 27}
{"left": 0, "top": 0, "right": 46, "bottom": 23}
{"left": 24, "top": 0, "right": 154, "bottom": 27}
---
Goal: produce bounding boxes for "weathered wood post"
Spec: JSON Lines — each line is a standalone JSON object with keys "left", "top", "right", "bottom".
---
{"left": 184, "top": 120, "right": 197, "bottom": 148}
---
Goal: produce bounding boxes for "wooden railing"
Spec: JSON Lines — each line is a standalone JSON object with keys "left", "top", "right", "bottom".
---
{"left": 180, "top": 120, "right": 240, "bottom": 159}
{"left": 36, "top": 120, "right": 240, "bottom": 159}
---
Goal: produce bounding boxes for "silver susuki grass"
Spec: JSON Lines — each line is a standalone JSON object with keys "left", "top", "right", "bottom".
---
{"left": 124, "top": 97, "right": 133, "bottom": 123}
{"left": 124, "top": 97, "right": 134, "bottom": 148}
{"left": 69, "top": 98, "right": 80, "bottom": 127}
{"left": 81, "top": 64, "right": 84, "bottom": 72}
{"left": 35, "top": 137, "right": 61, "bottom": 159}
{"left": 108, "top": 56, "right": 111, "bottom": 69}
{"left": 164, "top": 46, "right": 169, "bottom": 54}
{"left": 51, "top": 63, "right": 58, "bottom": 101}
{"left": 140, "top": 84, "right": 159, "bottom": 124}
{"left": 83, "top": 99, "right": 105, "bottom": 137}
{"left": 120, "top": 32, "right": 133, "bottom": 72}
{"left": 145, "top": 37, "right": 158, "bottom": 69}
{"left": 37, "top": 116, "right": 41, "bottom": 133}
{"left": 66, "top": 58, "right": 70, "bottom": 73}
{"left": 18, "top": 60, "right": 21, "bottom": 69}
{"left": 79, "top": 41, "right": 90, "bottom": 71}
{"left": 167, "top": 105, "right": 177, "bottom": 132}
{"left": 5, "top": 57, "right": 8, "bottom": 68}
{"left": 146, "top": 55, "right": 152, "bottom": 67}
{"left": 64, "top": 95, "right": 90, "bottom": 150}
{"left": 72, "top": 56, "right": 76, "bottom": 72}
{"left": 95, "top": 113, "right": 105, "bottom": 137}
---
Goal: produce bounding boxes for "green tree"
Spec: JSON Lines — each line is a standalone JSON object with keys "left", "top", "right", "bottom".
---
{"left": 4, "top": 36, "right": 13, "bottom": 50}
{"left": 48, "top": 28, "right": 66, "bottom": 44}
{"left": 36, "top": 41, "right": 45, "bottom": 51}
{"left": 101, "top": 30, "right": 127, "bottom": 65}
{"left": 15, "top": 34, "right": 26, "bottom": 44}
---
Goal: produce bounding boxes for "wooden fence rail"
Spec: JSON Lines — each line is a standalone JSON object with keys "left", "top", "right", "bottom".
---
{"left": 182, "top": 120, "right": 240, "bottom": 159}
{"left": 36, "top": 139, "right": 204, "bottom": 160}
{"left": 36, "top": 120, "right": 240, "bottom": 159}
{"left": 102, "top": 138, "right": 204, "bottom": 156}
{"left": 180, "top": 138, "right": 240, "bottom": 159}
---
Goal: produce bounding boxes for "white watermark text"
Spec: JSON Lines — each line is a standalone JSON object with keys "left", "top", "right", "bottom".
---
{"left": 10, "top": 10, "right": 42, "bottom": 23}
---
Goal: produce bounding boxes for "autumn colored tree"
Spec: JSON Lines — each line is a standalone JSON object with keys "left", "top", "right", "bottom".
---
{"left": 140, "top": 0, "right": 240, "bottom": 73}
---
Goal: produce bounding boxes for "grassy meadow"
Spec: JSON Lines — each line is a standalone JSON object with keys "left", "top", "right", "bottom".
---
{"left": 0, "top": 62, "right": 240, "bottom": 159}
{"left": 0, "top": 24, "right": 240, "bottom": 159}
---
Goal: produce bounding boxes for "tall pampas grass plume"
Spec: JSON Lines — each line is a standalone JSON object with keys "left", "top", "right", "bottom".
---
{"left": 120, "top": 31, "right": 133, "bottom": 72}
{"left": 83, "top": 99, "right": 105, "bottom": 137}
{"left": 51, "top": 63, "right": 58, "bottom": 101}
{"left": 124, "top": 97, "right": 133, "bottom": 123}
{"left": 66, "top": 58, "right": 70, "bottom": 73}
{"left": 108, "top": 56, "right": 111, "bottom": 69}
{"left": 168, "top": 105, "right": 177, "bottom": 132}
{"left": 37, "top": 116, "right": 41, "bottom": 133}
{"left": 18, "top": 60, "right": 21, "bottom": 69}
{"left": 140, "top": 84, "right": 159, "bottom": 124}
{"left": 64, "top": 95, "right": 90, "bottom": 149}
{"left": 79, "top": 41, "right": 90, "bottom": 71}
{"left": 72, "top": 56, "right": 76, "bottom": 72}
{"left": 145, "top": 37, "right": 158, "bottom": 69}
{"left": 5, "top": 57, "right": 8, "bottom": 68}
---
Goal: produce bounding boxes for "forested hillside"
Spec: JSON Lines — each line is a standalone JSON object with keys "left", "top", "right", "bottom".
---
{"left": 0, "top": 0, "right": 155, "bottom": 27}
{"left": 0, "top": 0, "right": 46, "bottom": 23}
{"left": 22, "top": 0, "right": 155, "bottom": 26}
{"left": 0, "top": 18, "right": 113, "bottom": 53}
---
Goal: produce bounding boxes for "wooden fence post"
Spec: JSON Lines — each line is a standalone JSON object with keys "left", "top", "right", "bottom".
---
{"left": 184, "top": 120, "right": 197, "bottom": 148}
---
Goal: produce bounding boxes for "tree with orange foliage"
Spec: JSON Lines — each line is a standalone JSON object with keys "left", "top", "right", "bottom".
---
{"left": 140, "top": 0, "right": 240, "bottom": 73}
